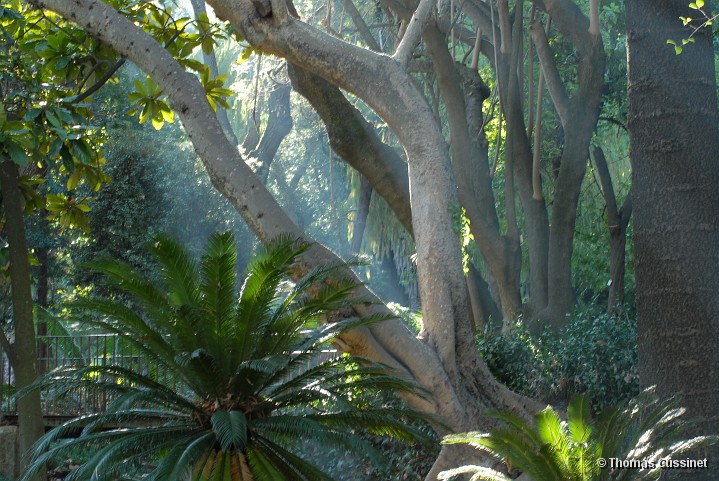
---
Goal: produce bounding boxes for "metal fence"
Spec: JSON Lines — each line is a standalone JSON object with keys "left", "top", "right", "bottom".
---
{"left": 0, "top": 334, "right": 183, "bottom": 417}
{"left": 0, "top": 334, "right": 338, "bottom": 419}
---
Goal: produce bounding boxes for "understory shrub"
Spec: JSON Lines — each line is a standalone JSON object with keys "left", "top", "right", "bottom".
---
{"left": 477, "top": 304, "right": 639, "bottom": 411}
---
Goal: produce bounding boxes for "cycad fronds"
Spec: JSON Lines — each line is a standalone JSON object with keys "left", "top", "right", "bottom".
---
{"left": 21, "top": 233, "right": 431, "bottom": 481}
{"left": 441, "top": 390, "right": 718, "bottom": 481}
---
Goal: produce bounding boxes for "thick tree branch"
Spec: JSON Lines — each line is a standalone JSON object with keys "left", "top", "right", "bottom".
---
{"left": 350, "top": 176, "right": 372, "bottom": 253}
{"left": 532, "top": 66, "right": 545, "bottom": 201}
{"left": 289, "top": 64, "right": 413, "bottom": 235}
{"left": 619, "top": 187, "right": 632, "bottom": 226}
{"left": 342, "top": 0, "right": 382, "bottom": 51}
{"left": 497, "top": 0, "right": 512, "bottom": 55}
{"left": 392, "top": 0, "right": 435, "bottom": 66}
{"left": 531, "top": 0, "right": 592, "bottom": 56}
{"left": 529, "top": 17, "right": 569, "bottom": 127}
{"left": 251, "top": 81, "right": 293, "bottom": 183}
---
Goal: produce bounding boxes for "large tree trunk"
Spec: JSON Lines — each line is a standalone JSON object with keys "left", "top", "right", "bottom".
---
{"left": 625, "top": 0, "right": 719, "bottom": 476}
{"left": 0, "top": 160, "right": 45, "bottom": 481}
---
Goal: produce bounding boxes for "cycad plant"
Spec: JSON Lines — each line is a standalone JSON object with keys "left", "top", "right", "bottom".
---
{"left": 439, "top": 391, "right": 717, "bottom": 481}
{"left": 21, "top": 233, "right": 430, "bottom": 481}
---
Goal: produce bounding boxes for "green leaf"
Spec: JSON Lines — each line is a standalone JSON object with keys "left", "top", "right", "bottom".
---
{"left": 239, "top": 47, "right": 253, "bottom": 64}
{"left": 689, "top": 2, "right": 698, "bottom": 9}
{"left": 23, "top": 108, "right": 43, "bottom": 122}
{"left": 139, "top": 102, "right": 152, "bottom": 124}
{"left": 696, "top": 0, "right": 704, "bottom": 8}
{"left": 66, "top": 167, "right": 82, "bottom": 190}
{"left": 45, "top": 110, "right": 62, "bottom": 129}
{"left": 202, "top": 38, "right": 214, "bottom": 55}
{"left": 159, "top": 101, "right": 174, "bottom": 123}
{"left": 5, "top": 140, "right": 29, "bottom": 166}
{"left": 0, "top": 104, "right": 6, "bottom": 129}
{"left": 151, "top": 113, "right": 164, "bottom": 130}
{"left": 54, "top": 56, "right": 70, "bottom": 71}
{"left": 75, "top": 201, "right": 91, "bottom": 213}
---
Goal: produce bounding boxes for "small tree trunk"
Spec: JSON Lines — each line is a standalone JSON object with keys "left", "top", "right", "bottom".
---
{"left": 467, "top": 263, "right": 502, "bottom": 331}
{"left": 0, "top": 160, "right": 45, "bottom": 481}
{"left": 251, "top": 82, "right": 293, "bottom": 183}
{"left": 607, "top": 222, "right": 628, "bottom": 311}
{"left": 593, "top": 145, "right": 633, "bottom": 313}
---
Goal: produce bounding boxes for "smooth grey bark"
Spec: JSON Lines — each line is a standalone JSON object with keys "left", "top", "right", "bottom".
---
{"left": 350, "top": 176, "right": 372, "bottom": 253}
{"left": 271, "top": 154, "right": 311, "bottom": 229}
{"left": 530, "top": 0, "right": 605, "bottom": 327}
{"left": 496, "top": 25, "right": 550, "bottom": 317}
{"left": 288, "top": 64, "right": 414, "bottom": 235}
{"left": 31, "top": 3, "right": 544, "bottom": 478}
{"left": 625, "top": 0, "right": 719, "bottom": 476}
{"left": 424, "top": 23, "right": 521, "bottom": 320}
{"left": 250, "top": 81, "right": 293, "bottom": 183}
{"left": 467, "top": 263, "right": 502, "bottom": 330}
{"left": 342, "top": 0, "right": 382, "bottom": 52}
{"left": 592, "top": 146, "right": 632, "bottom": 312}
{"left": 461, "top": 0, "right": 603, "bottom": 324}
{"left": 0, "top": 160, "right": 44, "bottom": 481}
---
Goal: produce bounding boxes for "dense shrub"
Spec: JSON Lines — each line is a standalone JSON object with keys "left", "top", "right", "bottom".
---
{"left": 477, "top": 305, "right": 639, "bottom": 411}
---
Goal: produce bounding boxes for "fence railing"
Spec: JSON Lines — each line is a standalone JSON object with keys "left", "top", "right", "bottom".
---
{"left": 1, "top": 334, "right": 183, "bottom": 417}
{"left": 0, "top": 334, "right": 338, "bottom": 419}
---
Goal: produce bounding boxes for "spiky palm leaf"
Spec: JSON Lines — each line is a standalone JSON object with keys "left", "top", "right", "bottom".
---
{"left": 21, "top": 233, "right": 431, "bottom": 481}
{"left": 441, "top": 391, "right": 717, "bottom": 481}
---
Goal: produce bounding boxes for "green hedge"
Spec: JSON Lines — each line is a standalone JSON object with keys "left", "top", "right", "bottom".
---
{"left": 477, "top": 305, "right": 639, "bottom": 411}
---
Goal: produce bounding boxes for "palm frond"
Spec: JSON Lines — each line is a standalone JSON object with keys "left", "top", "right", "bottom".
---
{"left": 212, "top": 410, "right": 249, "bottom": 451}
{"left": 81, "top": 258, "right": 176, "bottom": 324}
{"left": 151, "top": 235, "right": 202, "bottom": 307}
{"left": 535, "top": 406, "right": 571, "bottom": 473}
{"left": 145, "top": 433, "right": 214, "bottom": 481}
{"left": 444, "top": 389, "right": 719, "bottom": 481}
{"left": 252, "top": 434, "right": 336, "bottom": 481}
{"left": 567, "top": 394, "right": 592, "bottom": 445}
{"left": 25, "top": 232, "right": 432, "bottom": 481}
